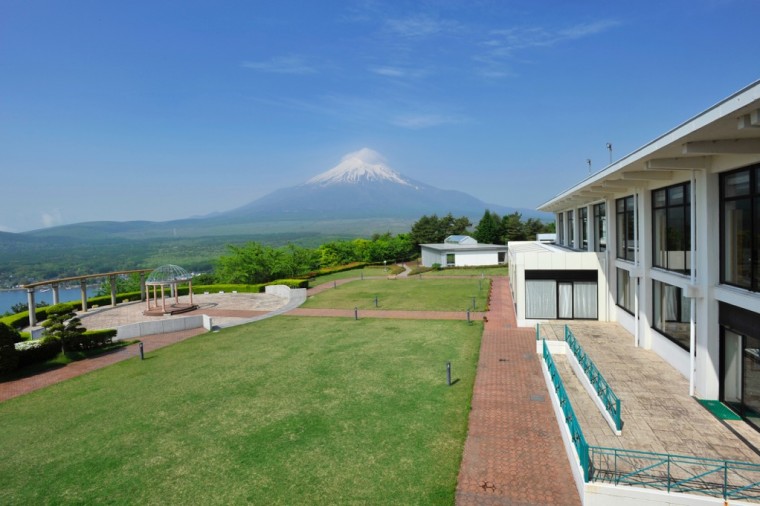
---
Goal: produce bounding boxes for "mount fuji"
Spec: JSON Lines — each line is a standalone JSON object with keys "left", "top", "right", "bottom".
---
{"left": 219, "top": 148, "right": 526, "bottom": 222}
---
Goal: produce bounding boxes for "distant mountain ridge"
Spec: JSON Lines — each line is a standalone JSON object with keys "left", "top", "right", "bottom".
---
{"left": 17, "top": 148, "right": 548, "bottom": 241}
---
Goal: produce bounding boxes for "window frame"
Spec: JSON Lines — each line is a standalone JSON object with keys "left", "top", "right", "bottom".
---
{"left": 616, "top": 196, "right": 636, "bottom": 261}
{"left": 651, "top": 182, "right": 691, "bottom": 274}
{"left": 579, "top": 206, "right": 588, "bottom": 250}
{"left": 720, "top": 164, "right": 760, "bottom": 291}
{"left": 616, "top": 268, "right": 635, "bottom": 315}
{"left": 652, "top": 279, "right": 691, "bottom": 350}
{"left": 593, "top": 203, "right": 606, "bottom": 252}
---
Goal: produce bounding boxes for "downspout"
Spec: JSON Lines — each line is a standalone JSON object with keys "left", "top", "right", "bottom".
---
{"left": 689, "top": 170, "right": 697, "bottom": 397}
{"left": 634, "top": 191, "right": 640, "bottom": 348}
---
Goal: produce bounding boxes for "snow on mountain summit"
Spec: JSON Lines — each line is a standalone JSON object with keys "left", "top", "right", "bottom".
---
{"left": 306, "top": 148, "right": 414, "bottom": 187}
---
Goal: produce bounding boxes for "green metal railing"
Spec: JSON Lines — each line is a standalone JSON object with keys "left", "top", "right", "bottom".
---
{"left": 589, "top": 446, "right": 760, "bottom": 501}
{"left": 542, "top": 338, "right": 590, "bottom": 481}
{"left": 564, "top": 325, "right": 622, "bottom": 431}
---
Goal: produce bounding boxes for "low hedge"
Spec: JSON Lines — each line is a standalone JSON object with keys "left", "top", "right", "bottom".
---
{"left": 15, "top": 339, "right": 60, "bottom": 368}
{"left": 64, "top": 329, "right": 117, "bottom": 351}
{"left": 297, "top": 262, "right": 367, "bottom": 280}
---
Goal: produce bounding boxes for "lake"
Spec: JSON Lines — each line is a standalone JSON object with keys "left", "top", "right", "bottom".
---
{"left": 0, "top": 287, "right": 100, "bottom": 316}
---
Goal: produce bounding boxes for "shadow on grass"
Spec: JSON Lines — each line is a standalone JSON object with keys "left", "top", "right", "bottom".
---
{"left": 0, "top": 341, "right": 137, "bottom": 383}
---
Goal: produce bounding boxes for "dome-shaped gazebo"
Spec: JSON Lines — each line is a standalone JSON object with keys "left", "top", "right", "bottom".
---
{"left": 144, "top": 264, "right": 197, "bottom": 316}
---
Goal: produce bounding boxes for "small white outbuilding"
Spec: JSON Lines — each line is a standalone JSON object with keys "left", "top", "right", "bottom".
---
{"left": 420, "top": 235, "right": 507, "bottom": 268}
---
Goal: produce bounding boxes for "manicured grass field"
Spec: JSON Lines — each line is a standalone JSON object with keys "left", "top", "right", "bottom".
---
{"left": 0, "top": 316, "right": 481, "bottom": 505}
{"left": 308, "top": 266, "right": 398, "bottom": 287}
{"left": 302, "top": 278, "right": 491, "bottom": 311}
{"left": 420, "top": 266, "right": 508, "bottom": 277}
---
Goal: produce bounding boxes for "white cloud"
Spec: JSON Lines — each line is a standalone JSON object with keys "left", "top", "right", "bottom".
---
{"left": 41, "top": 209, "right": 63, "bottom": 228}
{"left": 385, "top": 15, "right": 462, "bottom": 38}
{"left": 368, "top": 65, "right": 429, "bottom": 79}
{"left": 241, "top": 56, "right": 317, "bottom": 74}
{"left": 476, "top": 19, "right": 620, "bottom": 78}
{"left": 391, "top": 113, "right": 463, "bottom": 129}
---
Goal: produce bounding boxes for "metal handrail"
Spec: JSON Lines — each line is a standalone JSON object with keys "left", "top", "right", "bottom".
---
{"left": 564, "top": 325, "right": 622, "bottom": 431}
{"left": 542, "top": 339, "right": 590, "bottom": 481}
{"left": 589, "top": 446, "right": 760, "bottom": 501}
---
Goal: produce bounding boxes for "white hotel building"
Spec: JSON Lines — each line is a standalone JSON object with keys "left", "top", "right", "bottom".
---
{"left": 508, "top": 80, "right": 760, "bottom": 431}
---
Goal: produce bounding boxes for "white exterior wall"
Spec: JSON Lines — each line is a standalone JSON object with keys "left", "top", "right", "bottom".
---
{"left": 420, "top": 247, "right": 444, "bottom": 267}
{"left": 509, "top": 243, "right": 608, "bottom": 327}
{"left": 454, "top": 250, "right": 499, "bottom": 267}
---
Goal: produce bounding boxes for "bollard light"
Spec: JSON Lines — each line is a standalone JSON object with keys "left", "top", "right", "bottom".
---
{"left": 354, "top": 306, "right": 358, "bottom": 320}
{"left": 467, "top": 309, "right": 471, "bottom": 324}
{"left": 446, "top": 361, "right": 452, "bottom": 386}
{"left": 139, "top": 342, "right": 144, "bottom": 360}
{"left": 471, "top": 297, "right": 476, "bottom": 310}
{"left": 334, "top": 281, "right": 337, "bottom": 288}
{"left": 374, "top": 295, "right": 378, "bottom": 308}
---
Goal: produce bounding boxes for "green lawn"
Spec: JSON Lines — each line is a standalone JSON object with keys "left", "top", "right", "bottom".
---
{"left": 0, "top": 317, "right": 481, "bottom": 505}
{"left": 308, "top": 266, "right": 402, "bottom": 287}
{"left": 302, "top": 278, "right": 491, "bottom": 311}
{"left": 420, "top": 266, "right": 508, "bottom": 277}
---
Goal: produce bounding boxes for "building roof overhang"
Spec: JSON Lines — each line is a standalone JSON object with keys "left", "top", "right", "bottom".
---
{"left": 539, "top": 80, "right": 760, "bottom": 213}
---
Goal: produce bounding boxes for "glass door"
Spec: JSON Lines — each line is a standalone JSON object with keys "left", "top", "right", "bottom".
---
{"left": 723, "top": 329, "right": 743, "bottom": 413}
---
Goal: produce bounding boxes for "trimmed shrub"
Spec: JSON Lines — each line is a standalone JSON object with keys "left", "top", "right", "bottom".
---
{"left": 15, "top": 339, "right": 60, "bottom": 368}
{"left": 0, "top": 323, "right": 19, "bottom": 374}
{"left": 266, "top": 279, "right": 308, "bottom": 289}
{"left": 64, "top": 329, "right": 116, "bottom": 351}
{"left": 297, "top": 262, "right": 367, "bottom": 280}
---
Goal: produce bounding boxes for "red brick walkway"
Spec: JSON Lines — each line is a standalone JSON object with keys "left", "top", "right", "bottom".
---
{"left": 456, "top": 277, "right": 581, "bottom": 505}
{"left": 0, "top": 328, "right": 206, "bottom": 402}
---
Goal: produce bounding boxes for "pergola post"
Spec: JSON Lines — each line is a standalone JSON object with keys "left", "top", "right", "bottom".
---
{"left": 161, "top": 285, "right": 166, "bottom": 313}
{"left": 110, "top": 275, "right": 117, "bottom": 307}
{"left": 140, "top": 272, "right": 146, "bottom": 301}
{"left": 52, "top": 283, "right": 60, "bottom": 305}
{"left": 189, "top": 280, "right": 193, "bottom": 305}
{"left": 26, "top": 288, "right": 36, "bottom": 327}
{"left": 80, "top": 280, "right": 88, "bottom": 312}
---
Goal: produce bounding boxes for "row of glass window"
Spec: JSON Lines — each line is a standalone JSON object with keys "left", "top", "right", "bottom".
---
{"left": 558, "top": 179, "right": 693, "bottom": 275}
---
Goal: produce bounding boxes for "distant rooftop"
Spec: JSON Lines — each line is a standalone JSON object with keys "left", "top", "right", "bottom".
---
{"left": 444, "top": 235, "right": 477, "bottom": 245}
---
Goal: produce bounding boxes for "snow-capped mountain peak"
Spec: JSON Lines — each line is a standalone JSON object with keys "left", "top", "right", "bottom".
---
{"left": 306, "top": 148, "right": 413, "bottom": 187}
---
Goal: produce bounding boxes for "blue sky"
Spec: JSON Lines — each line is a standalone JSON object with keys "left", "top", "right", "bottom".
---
{"left": 2, "top": 0, "right": 759, "bottom": 232}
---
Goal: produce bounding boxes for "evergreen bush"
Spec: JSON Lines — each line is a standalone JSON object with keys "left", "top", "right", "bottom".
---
{"left": 0, "top": 323, "right": 20, "bottom": 374}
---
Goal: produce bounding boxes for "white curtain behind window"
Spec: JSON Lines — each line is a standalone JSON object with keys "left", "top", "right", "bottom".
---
{"left": 559, "top": 283, "right": 573, "bottom": 319}
{"left": 664, "top": 285, "right": 678, "bottom": 321}
{"left": 525, "top": 280, "right": 557, "bottom": 319}
{"left": 573, "top": 282, "right": 598, "bottom": 319}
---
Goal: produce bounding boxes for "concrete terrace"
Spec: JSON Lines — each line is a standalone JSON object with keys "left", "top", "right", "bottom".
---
{"left": 539, "top": 321, "right": 760, "bottom": 464}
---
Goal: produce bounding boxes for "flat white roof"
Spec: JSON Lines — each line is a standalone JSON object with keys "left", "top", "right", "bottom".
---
{"left": 539, "top": 80, "right": 760, "bottom": 213}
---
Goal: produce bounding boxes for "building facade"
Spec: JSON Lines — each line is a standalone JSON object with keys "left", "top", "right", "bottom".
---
{"left": 509, "top": 81, "right": 760, "bottom": 430}
{"left": 420, "top": 235, "right": 507, "bottom": 268}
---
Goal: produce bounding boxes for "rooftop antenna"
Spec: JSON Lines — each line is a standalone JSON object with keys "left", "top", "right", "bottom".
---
{"left": 586, "top": 158, "right": 592, "bottom": 174}
{"left": 606, "top": 142, "right": 613, "bottom": 164}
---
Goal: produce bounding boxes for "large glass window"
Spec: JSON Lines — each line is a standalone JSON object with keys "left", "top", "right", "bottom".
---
{"left": 558, "top": 213, "right": 565, "bottom": 245}
{"left": 616, "top": 196, "right": 636, "bottom": 261}
{"left": 616, "top": 268, "right": 635, "bottom": 314}
{"left": 721, "top": 164, "right": 760, "bottom": 290}
{"left": 579, "top": 207, "right": 588, "bottom": 250}
{"left": 720, "top": 303, "right": 760, "bottom": 431}
{"left": 525, "top": 270, "right": 598, "bottom": 320}
{"left": 652, "top": 280, "right": 691, "bottom": 350}
{"left": 652, "top": 182, "right": 691, "bottom": 273}
{"left": 567, "top": 210, "right": 575, "bottom": 248}
{"left": 594, "top": 203, "right": 606, "bottom": 252}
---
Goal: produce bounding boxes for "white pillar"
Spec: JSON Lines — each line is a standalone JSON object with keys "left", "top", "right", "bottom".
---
{"left": 26, "top": 288, "right": 36, "bottom": 327}
{"left": 80, "top": 280, "right": 88, "bottom": 312}
{"left": 110, "top": 275, "right": 117, "bottom": 307}
{"left": 52, "top": 283, "right": 60, "bottom": 305}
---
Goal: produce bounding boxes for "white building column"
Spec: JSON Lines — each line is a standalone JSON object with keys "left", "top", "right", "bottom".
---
{"left": 26, "top": 288, "right": 36, "bottom": 327}
{"left": 110, "top": 275, "right": 117, "bottom": 307}
{"left": 51, "top": 283, "right": 60, "bottom": 305}
{"left": 695, "top": 169, "right": 720, "bottom": 398}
